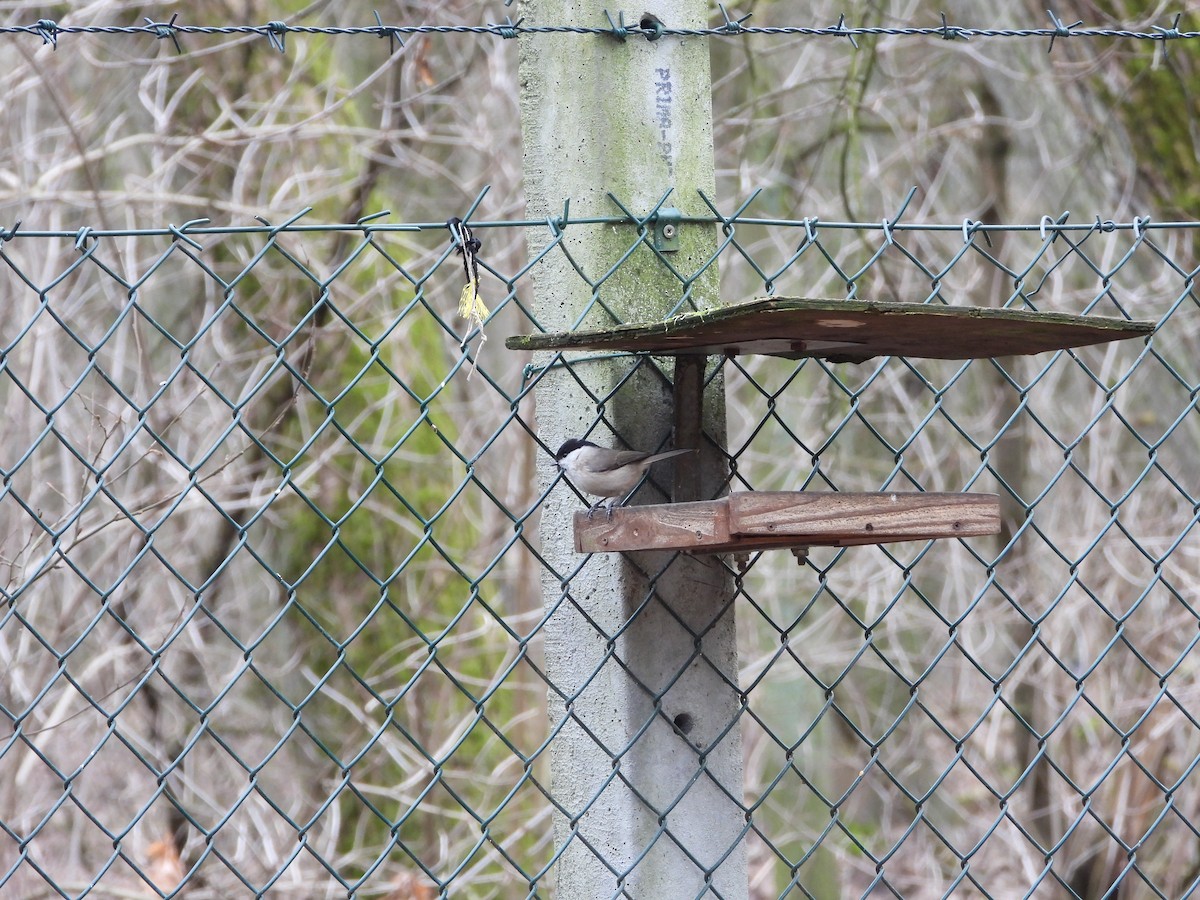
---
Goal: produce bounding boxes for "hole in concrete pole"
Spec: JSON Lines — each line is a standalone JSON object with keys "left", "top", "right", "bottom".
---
{"left": 673, "top": 712, "right": 695, "bottom": 734}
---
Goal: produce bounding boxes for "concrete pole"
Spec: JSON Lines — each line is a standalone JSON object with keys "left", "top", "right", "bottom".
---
{"left": 518, "top": 2, "right": 748, "bottom": 897}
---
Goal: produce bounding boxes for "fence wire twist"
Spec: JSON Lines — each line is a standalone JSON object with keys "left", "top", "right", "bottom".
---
{"left": 0, "top": 201, "right": 1196, "bottom": 898}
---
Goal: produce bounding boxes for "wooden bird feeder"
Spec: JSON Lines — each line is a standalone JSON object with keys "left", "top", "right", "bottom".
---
{"left": 573, "top": 491, "right": 1000, "bottom": 555}
{"left": 507, "top": 297, "right": 1155, "bottom": 555}
{"left": 505, "top": 297, "right": 1154, "bottom": 362}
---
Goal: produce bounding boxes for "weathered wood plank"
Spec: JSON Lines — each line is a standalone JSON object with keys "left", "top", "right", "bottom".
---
{"left": 728, "top": 491, "right": 1000, "bottom": 542}
{"left": 574, "top": 499, "right": 734, "bottom": 553}
{"left": 507, "top": 297, "right": 1154, "bottom": 362}
{"left": 574, "top": 491, "right": 1001, "bottom": 554}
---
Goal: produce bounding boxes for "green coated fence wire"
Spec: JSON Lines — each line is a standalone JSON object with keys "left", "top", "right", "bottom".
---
{"left": 0, "top": 204, "right": 1196, "bottom": 898}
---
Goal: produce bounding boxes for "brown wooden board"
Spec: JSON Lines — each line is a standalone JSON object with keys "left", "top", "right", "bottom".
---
{"left": 574, "top": 491, "right": 1000, "bottom": 554}
{"left": 506, "top": 298, "right": 1155, "bottom": 362}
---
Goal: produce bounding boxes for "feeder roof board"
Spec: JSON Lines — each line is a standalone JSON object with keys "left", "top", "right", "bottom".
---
{"left": 505, "top": 298, "right": 1155, "bottom": 362}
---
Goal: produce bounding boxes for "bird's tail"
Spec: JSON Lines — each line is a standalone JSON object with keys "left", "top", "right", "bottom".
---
{"left": 643, "top": 448, "right": 696, "bottom": 465}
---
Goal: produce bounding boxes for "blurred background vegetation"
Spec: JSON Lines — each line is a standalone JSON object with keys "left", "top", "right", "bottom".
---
{"left": 0, "top": 0, "right": 1197, "bottom": 896}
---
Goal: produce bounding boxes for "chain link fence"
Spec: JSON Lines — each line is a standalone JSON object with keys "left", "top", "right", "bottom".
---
{"left": 0, "top": 205, "right": 1194, "bottom": 898}
{"left": 5, "top": 0, "right": 1199, "bottom": 893}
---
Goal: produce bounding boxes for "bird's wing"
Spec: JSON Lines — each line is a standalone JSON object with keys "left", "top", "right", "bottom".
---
{"left": 592, "top": 448, "right": 693, "bottom": 471}
{"left": 591, "top": 449, "right": 661, "bottom": 471}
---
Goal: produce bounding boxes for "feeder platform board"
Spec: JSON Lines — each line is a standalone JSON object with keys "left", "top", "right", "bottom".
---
{"left": 574, "top": 491, "right": 1001, "bottom": 554}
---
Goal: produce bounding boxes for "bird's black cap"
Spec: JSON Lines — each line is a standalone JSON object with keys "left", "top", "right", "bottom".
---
{"left": 555, "top": 438, "right": 597, "bottom": 459}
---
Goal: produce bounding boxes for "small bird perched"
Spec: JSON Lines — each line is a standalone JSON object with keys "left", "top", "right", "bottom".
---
{"left": 555, "top": 438, "right": 693, "bottom": 518}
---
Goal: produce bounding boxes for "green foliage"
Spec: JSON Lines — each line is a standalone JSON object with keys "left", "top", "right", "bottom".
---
{"left": 1092, "top": 6, "right": 1200, "bottom": 223}
{"left": 258, "top": 255, "right": 531, "bottom": 877}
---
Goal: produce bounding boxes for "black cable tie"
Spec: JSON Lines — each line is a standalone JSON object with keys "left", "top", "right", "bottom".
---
{"left": 1045, "top": 9, "right": 1083, "bottom": 53}
{"left": 265, "top": 21, "right": 289, "bottom": 54}
{"left": 34, "top": 19, "right": 60, "bottom": 49}
{"left": 372, "top": 10, "right": 404, "bottom": 53}
{"left": 143, "top": 14, "right": 183, "bottom": 54}
{"left": 447, "top": 217, "right": 482, "bottom": 255}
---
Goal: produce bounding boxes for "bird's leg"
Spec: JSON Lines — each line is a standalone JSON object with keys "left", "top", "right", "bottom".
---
{"left": 605, "top": 496, "right": 617, "bottom": 520}
{"left": 586, "top": 499, "right": 603, "bottom": 520}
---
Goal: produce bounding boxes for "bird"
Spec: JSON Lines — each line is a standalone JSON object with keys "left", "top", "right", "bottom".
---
{"left": 554, "top": 438, "right": 694, "bottom": 518}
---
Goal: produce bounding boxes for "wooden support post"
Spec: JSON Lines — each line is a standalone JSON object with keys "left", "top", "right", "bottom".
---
{"left": 672, "top": 354, "right": 706, "bottom": 503}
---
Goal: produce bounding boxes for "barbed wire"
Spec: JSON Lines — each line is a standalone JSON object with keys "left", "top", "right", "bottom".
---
{"left": 0, "top": 208, "right": 1181, "bottom": 247}
{"left": 1, "top": 8, "right": 1194, "bottom": 55}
